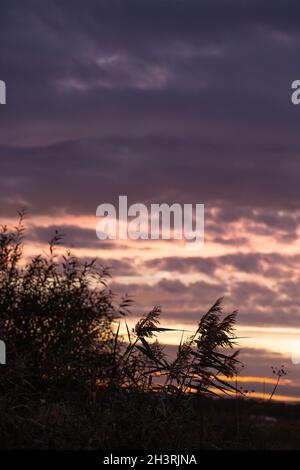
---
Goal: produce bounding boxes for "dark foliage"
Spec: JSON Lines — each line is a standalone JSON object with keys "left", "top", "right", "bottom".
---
{"left": 0, "top": 216, "right": 289, "bottom": 450}
{"left": 0, "top": 215, "right": 124, "bottom": 395}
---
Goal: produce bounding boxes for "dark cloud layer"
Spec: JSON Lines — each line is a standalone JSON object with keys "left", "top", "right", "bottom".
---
{"left": 1, "top": 2, "right": 300, "bottom": 341}
{"left": 1, "top": 1, "right": 300, "bottom": 218}
{"left": 145, "top": 252, "right": 300, "bottom": 277}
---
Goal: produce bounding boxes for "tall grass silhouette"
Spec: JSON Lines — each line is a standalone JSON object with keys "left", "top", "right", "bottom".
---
{"left": 0, "top": 213, "right": 240, "bottom": 397}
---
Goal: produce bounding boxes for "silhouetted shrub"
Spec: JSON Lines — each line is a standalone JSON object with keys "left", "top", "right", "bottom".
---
{"left": 0, "top": 214, "right": 123, "bottom": 395}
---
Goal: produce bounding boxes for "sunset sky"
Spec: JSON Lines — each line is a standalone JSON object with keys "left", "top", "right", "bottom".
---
{"left": 1, "top": 0, "right": 300, "bottom": 400}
